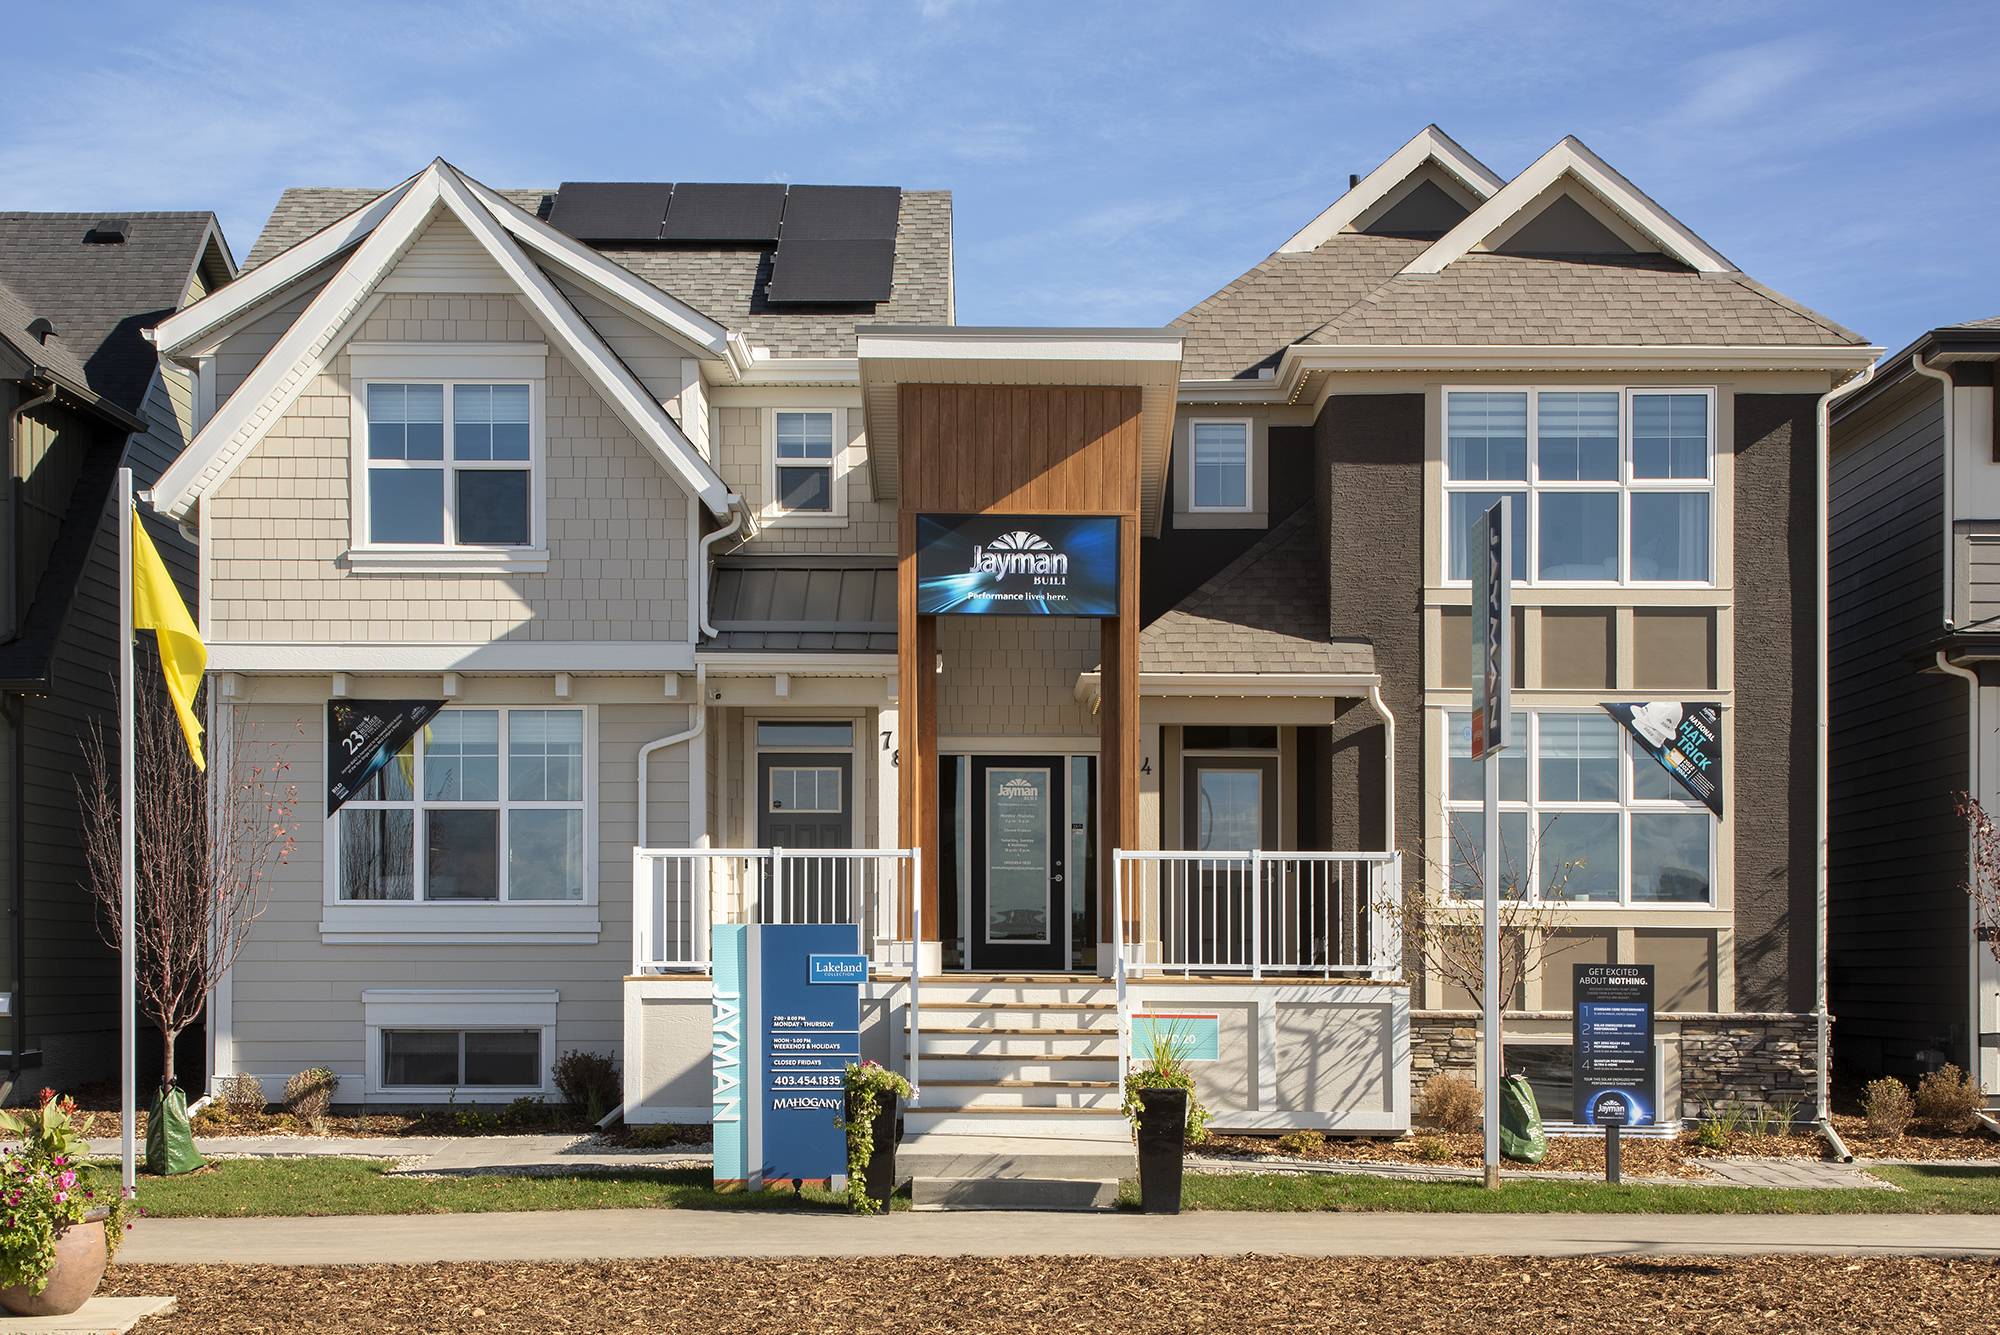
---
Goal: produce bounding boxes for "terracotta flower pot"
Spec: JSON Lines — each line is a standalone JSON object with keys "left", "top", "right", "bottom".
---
{"left": 0, "top": 1215, "right": 108, "bottom": 1318}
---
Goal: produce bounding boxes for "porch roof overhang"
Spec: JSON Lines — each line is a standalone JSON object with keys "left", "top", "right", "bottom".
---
{"left": 854, "top": 325, "right": 1185, "bottom": 536}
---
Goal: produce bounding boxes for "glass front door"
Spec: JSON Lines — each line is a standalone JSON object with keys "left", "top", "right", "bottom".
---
{"left": 968, "top": 755, "right": 1067, "bottom": 971}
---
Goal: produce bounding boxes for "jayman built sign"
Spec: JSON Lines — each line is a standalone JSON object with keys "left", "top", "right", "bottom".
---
{"left": 916, "top": 514, "right": 1119, "bottom": 616}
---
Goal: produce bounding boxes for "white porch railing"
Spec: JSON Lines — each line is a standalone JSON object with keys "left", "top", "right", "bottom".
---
{"left": 1112, "top": 849, "right": 1402, "bottom": 981}
{"left": 631, "top": 847, "right": 923, "bottom": 974}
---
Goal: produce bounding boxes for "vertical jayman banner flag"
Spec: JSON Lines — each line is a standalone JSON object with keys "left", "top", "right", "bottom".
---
{"left": 1603, "top": 701, "right": 1723, "bottom": 818}
{"left": 326, "top": 700, "right": 446, "bottom": 814}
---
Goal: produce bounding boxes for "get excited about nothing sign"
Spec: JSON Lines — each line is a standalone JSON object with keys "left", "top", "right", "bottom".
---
{"left": 915, "top": 514, "right": 1119, "bottom": 616}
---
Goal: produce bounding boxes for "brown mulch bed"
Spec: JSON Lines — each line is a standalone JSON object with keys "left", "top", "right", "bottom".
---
{"left": 1828, "top": 1114, "right": 2000, "bottom": 1162}
{"left": 105, "top": 1257, "right": 2000, "bottom": 1333}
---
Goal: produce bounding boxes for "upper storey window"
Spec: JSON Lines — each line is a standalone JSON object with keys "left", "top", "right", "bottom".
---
{"left": 364, "top": 381, "right": 536, "bottom": 547}
{"left": 767, "top": 409, "right": 843, "bottom": 521}
{"left": 1189, "top": 419, "right": 1252, "bottom": 512}
{"left": 1443, "top": 388, "right": 1713, "bottom": 587}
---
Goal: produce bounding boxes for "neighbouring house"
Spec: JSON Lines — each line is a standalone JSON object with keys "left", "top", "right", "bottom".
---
{"left": 0, "top": 211, "right": 235, "bottom": 1099}
{"left": 1830, "top": 317, "right": 2000, "bottom": 1104}
{"left": 149, "top": 130, "right": 1871, "bottom": 1184}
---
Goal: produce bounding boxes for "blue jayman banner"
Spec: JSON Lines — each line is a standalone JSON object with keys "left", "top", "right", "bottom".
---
{"left": 1603, "top": 701, "right": 1722, "bottom": 818}
{"left": 711, "top": 923, "right": 862, "bottom": 1191}
{"left": 915, "top": 513, "right": 1120, "bottom": 616}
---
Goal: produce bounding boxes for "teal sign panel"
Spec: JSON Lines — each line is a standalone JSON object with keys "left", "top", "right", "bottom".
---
{"left": 1129, "top": 1012, "right": 1220, "bottom": 1063}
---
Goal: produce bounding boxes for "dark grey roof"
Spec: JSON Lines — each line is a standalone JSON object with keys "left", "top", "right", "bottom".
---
{"left": 245, "top": 185, "right": 953, "bottom": 359}
{"left": 704, "top": 556, "right": 895, "bottom": 653}
{"left": 1138, "top": 510, "right": 1375, "bottom": 676}
{"left": 0, "top": 211, "right": 224, "bottom": 414}
{"left": 1942, "top": 315, "right": 2000, "bottom": 331}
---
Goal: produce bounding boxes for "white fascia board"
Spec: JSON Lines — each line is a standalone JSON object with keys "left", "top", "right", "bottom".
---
{"left": 1279, "top": 125, "right": 1505, "bottom": 254}
{"left": 1074, "top": 670, "right": 1382, "bottom": 700}
{"left": 1277, "top": 344, "right": 1881, "bottom": 386}
{"left": 856, "top": 327, "right": 1184, "bottom": 364}
{"left": 152, "top": 168, "right": 449, "bottom": 521}
{"left": 152, "top": 172, "right": 421, "bottom": 356}
{"left": 1176, "top": 377, "right": 1288, "bottom": 404}
{"left": 1403, "top": 137, "right": 1736, "bottom": 277}
{"left": 435, "top": 168, "right": 734, "bottom": 518}
{"left": 695, "top": 651, "right": 897, "bottom": 676}
{"left": 208, "top": 641, "right": 700, "bottom": 673}
{"left": 456, "top": 171, "right": 730, "bottom": 361}
{"left": 730, "top": 354, "right": 860, "bottom": 386}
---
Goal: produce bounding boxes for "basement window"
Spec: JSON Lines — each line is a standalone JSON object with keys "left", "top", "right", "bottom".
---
{"left": 381, "top": 1028, "right": 541, "bottom": 1088}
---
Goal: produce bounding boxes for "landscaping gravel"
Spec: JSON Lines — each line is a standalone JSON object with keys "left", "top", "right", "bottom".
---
{"left": 104, "top": 1256, "right": 2000, "bottom": 1332}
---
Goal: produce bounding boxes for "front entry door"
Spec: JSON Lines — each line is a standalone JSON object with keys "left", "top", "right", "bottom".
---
{"left": 968, "top": 756, "right": 1067, "bottom": 972}
{"left": 758, "top": 752, "right": 854, "bottom": 921}
{"left": 1181, "top": 756, "right": 1280, "bottom": 969}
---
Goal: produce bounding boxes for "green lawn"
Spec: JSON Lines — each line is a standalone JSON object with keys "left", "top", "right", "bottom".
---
{"left": 1149, "top": 1164, "right": 2000, "bottom": 1215}
{"left": 118, "top": 1159, "right": 871, "bottom": 1217}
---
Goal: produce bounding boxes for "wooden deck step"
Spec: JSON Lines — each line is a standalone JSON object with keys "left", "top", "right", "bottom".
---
{"left": 911, "top": 1104, "right": 1125, "bottom": 1117}
{"left": 923, "top": 1079, "right": 1117, "bottom": 1089}
{"left": 906, "top": 1025, "right": 1107, "bottom": 1036}
{"left": 921, "top": 1051, "right": 1114, "bottom": 1063}
{"left": 923, "top": 1001, "right": 1115, "bottom": 1011}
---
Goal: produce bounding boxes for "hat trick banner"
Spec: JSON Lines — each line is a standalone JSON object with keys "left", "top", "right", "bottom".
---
{"left": 1601, "top": 701, "right": 1721, "bottom": 818}
{"left": 326, "top": 700, "right": 447, "bottom": 814}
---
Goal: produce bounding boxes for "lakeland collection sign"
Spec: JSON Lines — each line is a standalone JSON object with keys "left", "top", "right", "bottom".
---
{"left": 915, "top": 513, "right": 1119, "bottom": 616}
{"left": 711, "top": 923, "right": 863, "bottom": 1191}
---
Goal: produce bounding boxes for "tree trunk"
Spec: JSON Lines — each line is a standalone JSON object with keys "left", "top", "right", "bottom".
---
{"left": 159, "top": 1024, "right": 178, "bottom": 1089}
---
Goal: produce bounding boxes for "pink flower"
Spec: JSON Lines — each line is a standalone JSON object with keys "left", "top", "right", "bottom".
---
{"left": 52, "top": 1191, "right": 65, "bottom": 1205}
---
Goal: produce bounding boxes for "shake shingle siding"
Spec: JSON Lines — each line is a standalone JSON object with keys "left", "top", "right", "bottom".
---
{"left": 1829, "top": 382, "right": 1970, "bottom": 1072}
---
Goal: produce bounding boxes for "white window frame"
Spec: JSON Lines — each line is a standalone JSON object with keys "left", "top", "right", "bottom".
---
{"left": 1186, "top": 417, "right": 1255, "bottom": 514}
{"left": 1443, "top": 707, "right": 1716, "bottom": 909}
{"left": 361, "top": 988, "right": 557, "bottom": 1101}
{"left": 762, "top": 406, "right": 847, "bottom": 527}
{"left": 346, "top": 346, "right": 550, "bottom": 572}
{"left": 1441, "top": 386, "right": 1716, "bottom": 589}
{"left": 327, "top": 705, "right": 595, "bottom": 917}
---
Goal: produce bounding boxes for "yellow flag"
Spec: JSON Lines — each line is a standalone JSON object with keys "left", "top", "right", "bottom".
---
{"left": 130, "top": 508, "right": 207, "bottom": 770}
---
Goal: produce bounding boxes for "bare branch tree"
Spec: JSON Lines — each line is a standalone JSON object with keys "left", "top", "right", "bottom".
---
{"left": 1955, "top": 792, "right": 2000, "bottom": 967}
{"left": 77, "top": 669, "right": 299, "bottom": 1088}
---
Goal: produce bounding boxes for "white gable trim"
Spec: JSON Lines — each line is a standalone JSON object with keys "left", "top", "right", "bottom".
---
{"left": 1278, "top": 126, "right": 1504, "bottom": 254}
{"left": 151, "top": 161, "right": 733, "bottom": 522}
{"left": 453, "top": 172, "right": 731, "bottom": 362}
{"left": 1402, "top": 137, "right": 1735, "bottom": 277}
{"left": 151, "top": 170, "right": 424, "bottom": 357}
{"left": 435, "top": 167, "right": 730, "bottom": 515}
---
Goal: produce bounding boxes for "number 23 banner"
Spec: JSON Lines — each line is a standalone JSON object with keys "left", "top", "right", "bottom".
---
{"left": 327, "top": 700, "right": 446, "bottom": 814}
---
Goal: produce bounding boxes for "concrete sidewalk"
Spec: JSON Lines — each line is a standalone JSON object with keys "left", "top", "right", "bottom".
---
{"left": 83, "top": 1133, "right": 705, "bottom": 1175}
{"left": 116, "top": 1208, "right": 2000, "bottom": 1264}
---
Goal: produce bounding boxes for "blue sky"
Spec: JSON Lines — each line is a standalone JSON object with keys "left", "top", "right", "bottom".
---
{"left": 5, "top": 1, "right": 1995, "bottom": 354}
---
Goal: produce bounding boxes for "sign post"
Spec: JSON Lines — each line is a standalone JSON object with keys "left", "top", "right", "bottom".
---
{"left": 1470, "top": 500, "right": 1511, "bottom": 1190}
{"left": 1573, "top": 963, "right": 1657, "bottom": 1185}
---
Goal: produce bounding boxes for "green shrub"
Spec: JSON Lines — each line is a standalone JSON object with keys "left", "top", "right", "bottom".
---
{"left": 1416, "top": 1072, "right": 1481, "bottom": 1133}
{"left": 551, "top": 1049, "right": 620, "bottom": 1122}
{"left": 1413, "top": 1136, "right": 1452, "bottom": 1163}
{"left": 1914, "top": 1064, "right": 1985, "bottom": 1134}
{"left": 216, "top": 1072, "right": 268, "bottom": 1121}
{"left": 1275, "top": 1129, "right": 1327, "bottom": 1157}
{"left": 1863, "top": 1077, "right": 1914, "bottom": 1141}
{"left": 282, "top": 1068, "right": 337, "bottom": 1133}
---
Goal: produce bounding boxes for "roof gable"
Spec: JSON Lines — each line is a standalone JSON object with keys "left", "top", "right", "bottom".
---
{"left": 1492, "top": 191, "right": 1637, "bottom": 256}
{"left": 1279, "top": 126, "right": 1503, "bottom": 254}
{"left": 149, "top": 161, "right": 733, "bottom": 523}
{"left": 1403, "top": 137, "right": 1733, "bottom": 277}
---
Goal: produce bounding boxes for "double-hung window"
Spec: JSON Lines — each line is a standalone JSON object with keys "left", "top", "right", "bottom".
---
{"left": 1188, "top": 419, "right": 1252, "bottom": 511}
{"left": 1443, "top": 388, "right": 1713, "bottom": 586}
{"left": 337, "top": 707, "right": 587, "bottom": 904}
{"left": 364, "top": 381, "right": 536, "bottom": 547}
{"left": 1444, "top": 709, "right": 1714, "bottom": 906}
{"left": 770, "top": 409, "right": 839, "bottom": 516}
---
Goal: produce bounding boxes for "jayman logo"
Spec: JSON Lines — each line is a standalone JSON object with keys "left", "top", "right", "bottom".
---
{"left": 970, "top": 530, "right": 1069, "bottom": 582}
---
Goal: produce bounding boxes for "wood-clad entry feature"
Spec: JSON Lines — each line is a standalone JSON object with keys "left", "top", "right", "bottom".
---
{"left": 897, "top": 384, "right": 1142, "bottom": 958}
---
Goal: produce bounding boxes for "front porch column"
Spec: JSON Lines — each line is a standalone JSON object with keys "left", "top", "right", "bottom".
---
{"left": 1099, "top": 515, "right": 1140, "bottom": 943}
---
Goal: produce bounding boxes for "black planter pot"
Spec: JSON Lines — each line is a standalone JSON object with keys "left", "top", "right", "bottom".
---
{"left": 845, "top": 1090, "right": 900, "bottom": 1210}
{"left": 1135, "top": 1086, "right": 1188, "bottom": 1215}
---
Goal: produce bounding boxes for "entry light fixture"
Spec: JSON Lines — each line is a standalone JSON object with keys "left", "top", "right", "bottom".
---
{"left": 935, "top": 651, "right": 944, "bottom": 675}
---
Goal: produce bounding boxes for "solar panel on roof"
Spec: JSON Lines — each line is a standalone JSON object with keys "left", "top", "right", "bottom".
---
{"left": 778, "top": 185, "right": 901, "bottom": 240}
{"left": 546, "top": 182, "right": 673, "bottom": 240}
{"left": 661, "top": 183, "right": 787, "bottom": 242}
{"left": 765, "top": 238, "right": 897, "bottom": 304}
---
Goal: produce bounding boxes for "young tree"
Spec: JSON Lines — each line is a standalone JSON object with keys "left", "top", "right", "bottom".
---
{"left": 77, "top": 672, "right": 299, "bottom": 1089}
{"left": 1954, "top": 792, "right": 2000, "bottom": 967}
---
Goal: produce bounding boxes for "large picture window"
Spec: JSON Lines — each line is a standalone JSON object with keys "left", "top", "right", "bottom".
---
{"left": 1443, "top": 388, "right": 1713, "bottom": 586}
{"left": 364, "top": 381, "right": 536, "bottom": 547}
{"left": 1444, "top": 709, "right": 1714, "bottom": 906}
{"left": 337, "top": 707, "right": 587, "bottom": 904}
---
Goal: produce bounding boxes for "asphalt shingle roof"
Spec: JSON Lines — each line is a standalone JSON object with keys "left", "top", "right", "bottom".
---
{"left": 0, "top": 211, "right": 221, "bottom": 414}
{"left": 245, "top": 185, "right": 953, "bottom": 358}
{"left": 1139, "top": 510, "right": 1375, "bottom": 676}
{"left": 1173, "top": 234, "right": 1426, "bottom": 379}
{"left": 1942, "top": 315, "right": 2000, "bottom": 331}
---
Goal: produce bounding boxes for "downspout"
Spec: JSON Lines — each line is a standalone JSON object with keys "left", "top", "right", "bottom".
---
{"left": 637, "top": 664, "right": 707, "bottom": 851}
{"left": 3, "top": 382, "right": 55, "bottom": 1090}
{"left": 698, "top": 502, "right": 747, "bottom": 641}
{"left": 5, "top": 382, "right": 59, "bottom": 646}
{"left": 1365, "top": 680, "right": 1397, "bottom": 849}
{"left": 1815, "top": 361, "right": 1876, "bottom": 1158}
{"left": 1912, "top": 355, "right": 1954, "bottom": 629}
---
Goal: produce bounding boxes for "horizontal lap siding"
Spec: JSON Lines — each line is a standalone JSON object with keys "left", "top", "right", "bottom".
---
{"left": 225, "top": 700, "right": 693, "bottom": 1091}
{"left": 1829, "top": 386, "right": 1966, "bottom": 1070}
{"left": 206, "top": 292, "right": 690, "bottom": 644}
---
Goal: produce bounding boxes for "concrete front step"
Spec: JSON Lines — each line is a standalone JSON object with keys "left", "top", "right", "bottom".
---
{"left": 918, "top": 1054, "right": 1119, "bottom": 1082}
{"left": 915, "top": 1084, "right": 1118, "bottom": 1110}
{"left": 904, "top": 1108, "right": 1128, "bottom": 1138}
{"left": 912, "top": 1031, "right": 1120, "bottom": 1056}
{"left": 911, "top": 1176, "right": 1121, "bottom": 1211}
{"left": 919, "top": 1004, "right": 1116, "bottom": 1029}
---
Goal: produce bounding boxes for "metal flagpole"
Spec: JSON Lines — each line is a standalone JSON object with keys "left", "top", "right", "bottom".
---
{"left": 118, "top": 468, "right": 136, "bottom": 1193}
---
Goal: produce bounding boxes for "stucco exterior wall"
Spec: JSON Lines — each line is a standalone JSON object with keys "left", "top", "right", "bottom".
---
{"left": 205, "top": 292, "right": 691, "bottom": 645}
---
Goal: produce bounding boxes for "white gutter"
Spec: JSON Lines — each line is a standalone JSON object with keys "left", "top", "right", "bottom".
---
{"left": 1912, "top": 354, "right": 1955, "bottom": 628}
{"left": 637, "top": 664, "right": 707, "bottom": 850}
{"left": 1936, "top": 649, "right": 1983, "bottom": 1116}
{"left": 1368, "top": 682, "right": 1398, "bottom": 853}
{"left": 1815, "top": 360, "right": 1876, "bottom": 1139}
{"left": 698, "top": 504, "right": 747, "bottom": 639}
